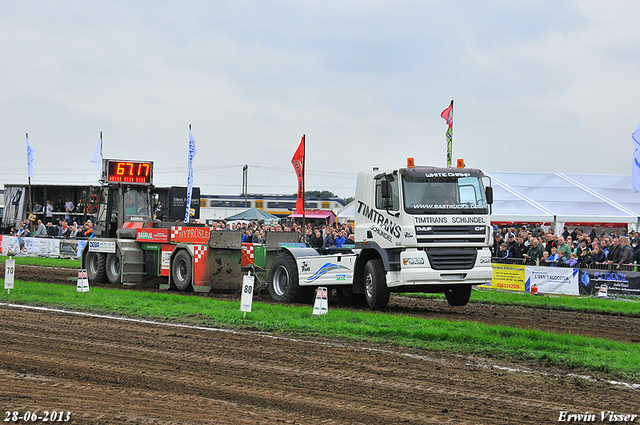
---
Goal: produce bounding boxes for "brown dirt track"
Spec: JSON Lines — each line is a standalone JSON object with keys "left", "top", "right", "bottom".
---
{"left": 1, "top": 264, "right": 639, "bottom": 424}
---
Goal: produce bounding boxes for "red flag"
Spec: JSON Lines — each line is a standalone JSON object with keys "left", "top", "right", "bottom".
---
{"left": 291, "top": 135, "right": 305, "bottom": 214}
{"left": 441, "top": 101, "right": 453, "bottom": 127}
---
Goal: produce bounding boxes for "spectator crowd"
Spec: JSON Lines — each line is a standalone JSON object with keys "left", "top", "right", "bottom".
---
{"left": 493, "top": 225, "right": 638, "bottom": 270}
{"left": 208, "top": 220, "right": 355, "bottom": 248}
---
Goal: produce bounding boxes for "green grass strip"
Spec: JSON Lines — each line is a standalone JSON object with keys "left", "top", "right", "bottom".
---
{"left": 4, "top": 255, "right": 638, "bottom": 316}
{"left": 411, "top": 289, "right": 640, "bottom": 316}
{"left": 0, "top": 255, "right": 80, "bottom": 269}
{"left": 1, "top": 280, "right": 639, "bottom": 381}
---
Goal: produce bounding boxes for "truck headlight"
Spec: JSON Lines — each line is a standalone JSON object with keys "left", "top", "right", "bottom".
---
{"left": 403, "top": 258, "right": 424, "bottom": 265}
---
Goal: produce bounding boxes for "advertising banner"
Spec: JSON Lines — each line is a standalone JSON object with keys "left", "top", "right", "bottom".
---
{"left": 170, "top": 226, "right": 210, "bottom": 244}
{"left": 1, "top": 236, "right": 20, "bottom": 256}
{"left": 136, "top": 228, "right": 170, "bottom": 243}
{"left": 579, "top": 269, "right": 640, "bottom": 296}
{"left": 525, "top": 266, "right": 579, "bottom": 295}
{"left": 481, "top": 263, "right": 526, "bottom": 291}
{"left": 24, "top": 237, "right": 60, "bottom": 257}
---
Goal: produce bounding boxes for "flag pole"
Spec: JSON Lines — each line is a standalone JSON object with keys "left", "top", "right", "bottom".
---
{"left": 303, "top": 134, "right": 307, "bottom": 231}
{"left": 26, "top": 133, "right": 33, "bottom": 226}
{"left": 440, "top": 100, "right": 454, "bottom": 167}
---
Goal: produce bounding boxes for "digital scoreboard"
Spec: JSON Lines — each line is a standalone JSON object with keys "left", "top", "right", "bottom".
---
{"left": 102, "top": 159, "right": 154, "bottom": 185}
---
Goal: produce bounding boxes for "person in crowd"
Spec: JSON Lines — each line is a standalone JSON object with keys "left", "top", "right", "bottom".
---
{"left": 242, "top": 229, "right": 253, "bottom": 243}
{"left": 591, "top": 244, "right": 607, "bottom": 266}
{"left": 252, "top": 229, "right": 264, "bottom": 244}
{"left": 310, "top": 229, "right": 323, "bottom": 248}
{"left": 547, "top": 246, "right": 559, "bottom": 266}
{"left": 606, "top": 238, "right": 621, "bottom": 265}
{"left": 565, "top": 236, "right": 575, "bottom": 251}
{"left": 556, "top": 250, "right": 567, "bottom": 266}
{"left": 63, "top": 197, "right": 74, "bottom": 222}
{"left": 33, "top": 202, "right": 43, "bottom": 214}
{"left": 154, "top": 201, "right": 163, "bottom": 220}
{"left": 322, "top": 227, "right": 334, "bottom": 248}
{"left": 334, "top": 230, "right": 347, "bottom": 248}
{"left": 524, "top": 237, "right": 544, "bottom": 263}
{"left": 498, "top": 243, "right": 510, "bottom": 259}
{"left": 16, "top": 220, "right": 26, "bottom": 237}
{"left": 34, "top": 219, "right": 47, "bottom": 237}
{"left": 616, "top": 236, "right": 634, "bottom": 270}
{"left": 556, "top": 236, "right": 572, "bottom": 260}
{"left": 539, "top": 251, "right": 550, "bottom": 266}
{"left": 45, "top": 200, "right": 53, "bottom": 223}
{"left": 83, "top": 221, "right": 94, "bottom": 238}
{"left": 55, "top": 198, "right": 65, "bottom": 213}
{"left": 576, "top": 239, "right": 591, "bottom": 266}
{"left": 16, "top": 220, "right": 31, "bottom": 237}
{"left": 511, "top": 235, "right": 526, "bottom": 259}
{"left": 565, "top": 252, "right": 579, "bottom": 267}
{"left": 58, "top": 221, "right": 70, "bottom": 238}
{"left": 492, "top": 233, "right": 504, "bottom": 257}
{"left": 46, "top": 222, "right": 57, "bottom": 237}
{"left": 69, "top": 223, "right": 79, "bottom": 238}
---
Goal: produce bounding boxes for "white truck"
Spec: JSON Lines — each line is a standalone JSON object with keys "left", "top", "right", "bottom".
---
{"left": 268, "top": 160, "right": 494, "bottom": 309}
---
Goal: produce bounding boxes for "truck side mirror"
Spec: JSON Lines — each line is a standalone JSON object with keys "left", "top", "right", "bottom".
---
{"left": 380, "top": 179, "right": 393, "bottom": 209}
{"left": 485, "top": 186, "right": 494, "bottom": 205}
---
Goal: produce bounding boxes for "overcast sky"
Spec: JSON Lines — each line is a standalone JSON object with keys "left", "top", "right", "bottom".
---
{"left": 2, "top": 1, "right": 639, "bottom": 199}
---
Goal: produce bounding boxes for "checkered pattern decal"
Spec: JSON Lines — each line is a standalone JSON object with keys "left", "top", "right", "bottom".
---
{"left": 241, "top": 244, "right": 255, "bottom": 266}
{"left": 170, "top": 227, "right": 182, "bottom": 240}
{"left": 193, "top": 245, "right": 208, "bottom": 263}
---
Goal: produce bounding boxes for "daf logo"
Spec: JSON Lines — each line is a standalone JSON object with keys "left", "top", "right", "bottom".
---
{"left": 475, "top": 226, "right": 484, "bottom": 232}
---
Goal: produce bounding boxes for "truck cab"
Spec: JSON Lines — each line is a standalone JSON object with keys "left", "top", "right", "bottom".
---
{"left": 268, "top": 161, "right": 494, "bottom": 310}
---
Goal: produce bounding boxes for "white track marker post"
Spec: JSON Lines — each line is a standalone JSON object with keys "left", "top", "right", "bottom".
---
{"left": 4, "top": 257, "right": 15, "bottom": 295}
{"left": 77, "top": 269, "right": 89, "bottom": 293}
{"left": 240, "top": 272, "right": 255, "bottom": 317}
{"left": 598, "top": 284, "right": 608, "bottom": 298}
{"left": 312, "top": 287, "right": 328, "bottom": 316}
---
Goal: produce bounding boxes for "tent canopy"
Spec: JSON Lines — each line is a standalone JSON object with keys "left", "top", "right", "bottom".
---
{"left": 331, "top": 172, "right": 640, "bottom": 227}
{"left": 488, "top": 172, "right": 640, "bottom": 225}
{"left": 224, "top": 208, "right": 280, "bottom": 223}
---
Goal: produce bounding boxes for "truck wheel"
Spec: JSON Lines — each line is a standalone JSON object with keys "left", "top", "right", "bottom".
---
{"left": 86, "top": 252, "right": 106, "bottom": 283}
{"left": 268, "top": 254, "right": 312, "bottom": 303}
{"left": 444, "top": 285, "right": 472, "bottom": 306}
{"left": 172, "top": 250, "right": 193, "bottom": 291}
{"left": 364, "top": 259, "right": 389, "bottom": 310}
{"left": 105, "top": 251, "right": 122, "bottom": 285}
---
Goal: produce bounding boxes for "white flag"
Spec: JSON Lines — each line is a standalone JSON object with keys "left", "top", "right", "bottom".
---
{"left": 633, "top": 124, "right": 640, "bottom": 192}
{"left": 26, "top": 134, "right": 35, "bottom": 178}
{"left": 185, "top": 128, "right": 197, "bottom": 222}
{"left": 91, "top": 134, "right": 103, "bottom": 168}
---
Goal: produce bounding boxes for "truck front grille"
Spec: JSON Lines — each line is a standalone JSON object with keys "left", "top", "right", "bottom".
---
{"left": 415, "top": 225, "right": 486, "bottom": 244}
{"left": 425, "top": 248, "right": 477, "bottom": 270}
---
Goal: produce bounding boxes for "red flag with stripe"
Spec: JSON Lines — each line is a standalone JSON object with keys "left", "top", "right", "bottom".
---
{"left": 291, "top": 135, "right": 305, "bottom": 214}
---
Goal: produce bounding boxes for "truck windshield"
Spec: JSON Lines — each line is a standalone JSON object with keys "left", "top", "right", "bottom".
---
{"left": 124, "top": 188, "right": 152, "bottom": 221}
{"left": 402, "top": 176, "right": 488, "bottom": 215}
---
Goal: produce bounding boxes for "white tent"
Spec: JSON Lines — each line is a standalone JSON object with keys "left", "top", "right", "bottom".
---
{"left": 333, "top": 173, "right": 640, "bottom": 230}
{"left": 488, "top": 172, "right": 639, "bottom": 230}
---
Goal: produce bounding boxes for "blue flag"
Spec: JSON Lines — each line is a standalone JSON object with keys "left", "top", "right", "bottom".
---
{"left": 633, "top": 124, "right": 640, "bottom": 192}
{"left": 26, "top": 134, "right": 35, "bottom": 178}
{"left": 91, "top": 133, "right": 103, "bottom": 169}
{"left": 185, "top": 128, "right": 197, "bottom": 222}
